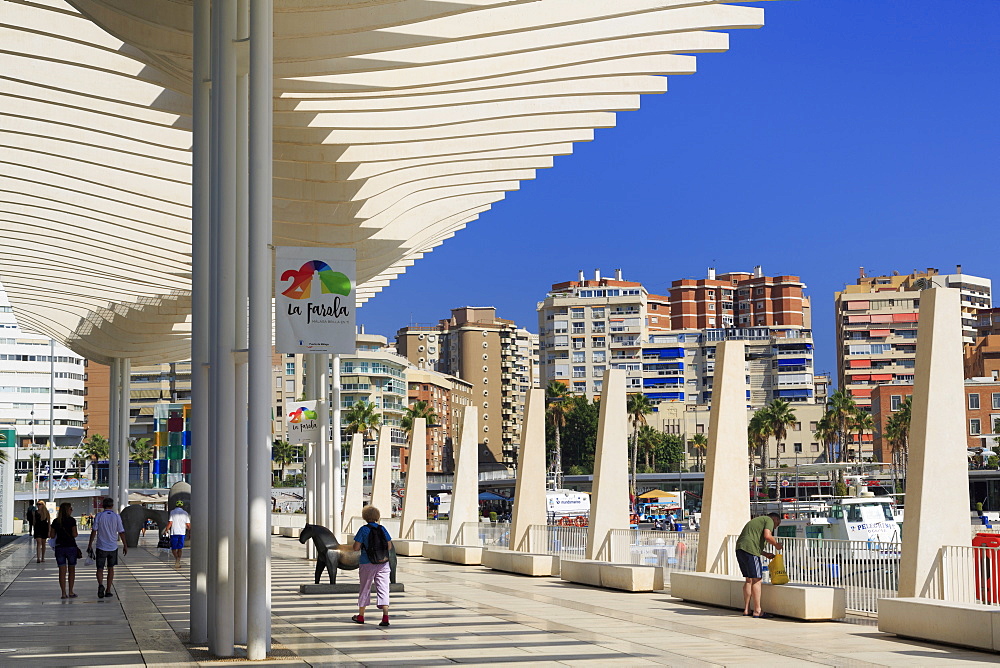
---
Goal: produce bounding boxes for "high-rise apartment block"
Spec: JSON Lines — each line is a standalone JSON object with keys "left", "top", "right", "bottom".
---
{"left": 405, "top": 368, "right": 473, "bottom": 474}
{"left": 835, "top": 266, "right": 991, "bottom": 409}
{"left": 396, "top": 307, "right": 534, "bottom": 468}
{"left": 965, "top": 307, "right": 1000, "bottom": 381}
{"left": 537, "top": 268, "right": 818, "bottom": 408}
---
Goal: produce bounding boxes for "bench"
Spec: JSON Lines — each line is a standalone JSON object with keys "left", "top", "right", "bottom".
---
{"left": 481, "top": 549, "right": 559, "bottom": 576}
{"left": 879, "top": 597, "right": 1000, "bottom": 651}
{"left": 279, "top": 526, "right": 298, "bottom": 538}
{"left": 422, "top": 543, "right": 483, "bottom": 565}
{"left": 670, "top": 572, "right": 845, "bottom": 620}
{"left": 559, "top": 558, "right": 664, "bottom": 592}
{"left": 392, "top": 539, "right": 425, "bottom": 557}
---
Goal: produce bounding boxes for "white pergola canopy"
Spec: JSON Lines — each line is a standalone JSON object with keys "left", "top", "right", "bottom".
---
{"left": 0, "top": 0, "right": 767, "bottom": 364}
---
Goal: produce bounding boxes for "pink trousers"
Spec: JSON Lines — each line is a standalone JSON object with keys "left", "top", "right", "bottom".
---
{"left": 358, "top": 562, "right": 390, "bottom": 608}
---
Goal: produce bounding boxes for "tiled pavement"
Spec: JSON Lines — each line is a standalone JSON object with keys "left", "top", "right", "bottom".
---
{"left": 1, "top": 533, "right": 998, "bottom": 666}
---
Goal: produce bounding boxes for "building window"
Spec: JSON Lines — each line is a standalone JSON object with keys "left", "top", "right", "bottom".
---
{"left": 993, "top": 393, "right": 1000, "bottom": 410}
{"left": 809, "top": 421, "right": 818, "bottom": 431}
{"left": 778, "top": 443, "right": 786, "bottom": 453}
{"left": 970, "top": 393, "right": 981, "bottom": 410}
{"left": 890, "top": 395, "right": 902, "bottom": 411}
{"left": 970, "top": 418, "right": 982, "bottom": 436}
{"left": 696, "top": 424, "right": 705, "bottom": 434}
{"left": 793, "top": 422, "right": 802, "bottom": 431}
{"left": 285, "top": 362, "right": 295, "bottom": 376}
{"left": 811, "top": 442, "right": 820, "bottom": 452}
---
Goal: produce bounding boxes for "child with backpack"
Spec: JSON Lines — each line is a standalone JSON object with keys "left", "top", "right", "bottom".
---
{"left": 351, "top": 505, "right": 393, "bottom": 626}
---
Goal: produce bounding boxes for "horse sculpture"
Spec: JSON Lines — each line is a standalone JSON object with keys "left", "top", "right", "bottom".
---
{"left": 299, "top": 523, "right": 397, "bottom": 585}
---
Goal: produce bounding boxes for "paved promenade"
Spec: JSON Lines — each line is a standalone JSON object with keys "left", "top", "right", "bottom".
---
{"left": 0, "top": 533, "right": 997, "bottom": 666}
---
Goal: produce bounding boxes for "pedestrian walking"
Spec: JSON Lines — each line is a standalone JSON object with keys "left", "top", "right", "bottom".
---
{"left": 49, "top": 502, "right": 80, "bottom": 599}
{"left": 87, "top": 497, "right": 127, "bottom": 599}
{"left": 32, "top": 501, "right": 50, "bottom": 563}
{"left": 351, "top": 505, "right": 393, "bottom": 627}
{"left": 165, "top": 501, "right": 191, "bottom": 567}
{"left": 735, "top": 512, "right": 783, "bottom": 618}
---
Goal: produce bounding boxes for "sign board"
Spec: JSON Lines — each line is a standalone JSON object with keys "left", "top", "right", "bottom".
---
{"left": 0, "top": 428, "right": 15, "bottom": 534}
{"left": 286, "top": 400, "right": 320, "bottom": 444}
{"left": 275, "top": 247, "right": 356, "bottom": 354}
{"left": 780, "top": 479, "right": 790, "bottom": 487}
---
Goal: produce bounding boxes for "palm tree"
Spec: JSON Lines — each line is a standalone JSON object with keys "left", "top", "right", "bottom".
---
{"left": 401, "top": 400, "right": 438, "bottom": 434}
{"left": 825, "top": 390, "right": 857, "bottom": 464}
{"left": 271, "top": 440, "right": 300, "bottom": 482}
{"left": 626, "top": 393, "right": 653, "bottom": 501}
{"left": 884, "top": 396, "right": 911, "bottom": 492}
{"left": 747, "top": 408, "right": 771, "bottom": 494}
{"left": 813, "top": 415, "right": 838, "bottom": 466}
{"left": 636, "top": 425, "right": 660, "bottom": 472}
{"left": 850, "top": 409, "right": 875, "bottom": 463}
{"left": 546, "top": 380, "right": 572, "bottom": 487}
{"left": 129, "top": 437, "right": 154, "bottom": 485}
{"left": 343, "top": 400, "right": 381, "bottom": 442}
{"left": 763, "top": 399, "right": 797, "bottom": 492}
{"left": 76, "top": 433, "right": 109, "bottom": 481}
{"left": 690, "top": 432, "right": 708, "bottom": 472}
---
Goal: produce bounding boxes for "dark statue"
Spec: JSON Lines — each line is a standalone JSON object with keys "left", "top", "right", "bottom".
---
{"left": 299, "top": 523, "right": 397, "bottom": 585}
{"left": 121, "top": 481, "right": 191, "bottom": 547}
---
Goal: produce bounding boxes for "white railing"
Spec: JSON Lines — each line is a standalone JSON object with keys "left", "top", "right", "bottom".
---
{"left": 608, "top": 530, "right": 699, "bottom": 582}
{"left": 935, "top": 545, "right": 1000, "bottom": 606}
{"left": 524, "top": 524, "right": 588, "bottom": 561}
{"left": 475, "top": 522, "right": 511, "bottom": 549}
{"left": 740, "top": 535, "right": 900, "bottom": 615}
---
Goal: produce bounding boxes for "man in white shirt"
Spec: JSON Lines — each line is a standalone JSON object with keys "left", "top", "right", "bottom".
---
{"left": 165, "top": 501, "right": 191, "bottom": 567}
{"left": 86, "top": 497, "right": 127, "bottom": 599}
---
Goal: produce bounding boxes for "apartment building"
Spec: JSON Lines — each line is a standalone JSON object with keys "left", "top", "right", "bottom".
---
{"left": 871, "top": 378, "right": 1000, "bottom": 461}
{"left": 965, "top": 307, "right": 1000, "bottom": 381}
{"left": 538, "top": 268, "right": 818, "bottom": 408}
{"left": 0, "top": 286, "right": 86, "bottom": 481}
{"left": 339, "top": 333, "right": 409, "bottom": 479}
{"left": 404, "top": 368, "right": 473, "bottom": 474}
{"left": 835, "top": 266, "right": 991, "bottom": 409}
{"left": 396, "top": 307, "right": 534, "bottom": 468}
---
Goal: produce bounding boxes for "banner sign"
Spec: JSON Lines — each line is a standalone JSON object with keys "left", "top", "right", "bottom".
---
{"left": 0, "top": 428, "right": 15, "bottom": 534}
{"left": 286, "top": 400, "right": 320, "bottom": 444}
{"left": 275, "top": 247, "right": 356, "bottom": 354}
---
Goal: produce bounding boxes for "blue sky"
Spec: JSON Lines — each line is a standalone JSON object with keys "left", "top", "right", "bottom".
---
{"left": 358, "top": 0, "right": 1000, "bottom": 382}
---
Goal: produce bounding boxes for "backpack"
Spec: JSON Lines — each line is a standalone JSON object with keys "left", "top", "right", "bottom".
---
{"left": 364, "top": 524, "right": 390, "bottom": 564}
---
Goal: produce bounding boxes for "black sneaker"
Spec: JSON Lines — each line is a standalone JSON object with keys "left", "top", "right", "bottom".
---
{"left": 103, "top": 588, "right": 114, "bottom": 599}
{"left": 98, "top": 584, "right": 105, "bottom": 599}
{"left": 379, "top": 619, "right": 390, "bottom": 627}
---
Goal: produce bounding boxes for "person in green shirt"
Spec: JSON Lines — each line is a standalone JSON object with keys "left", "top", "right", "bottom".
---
{"left": 735, "top": 512, "right": 783, "bottom": 618}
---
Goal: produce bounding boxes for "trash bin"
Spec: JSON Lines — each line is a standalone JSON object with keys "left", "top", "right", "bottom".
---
{"left": 973, "top": 533, "right": 1000, "bottom": 604}
{"left": 674, "top": 523, "right": 684, "bottom": 532}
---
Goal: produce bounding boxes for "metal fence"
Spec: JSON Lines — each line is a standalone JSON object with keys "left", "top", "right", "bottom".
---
{"left": 729, "top": 535, "right": 900, "bottom": 615}
{"left": 935, "top": 545, "right": 1000, "bottom": 606}
{"left": 524, "top": 524, "right": 588, "bottom": 561}
{"left": 608, "top": 529, "right": 699, "bottom": 581}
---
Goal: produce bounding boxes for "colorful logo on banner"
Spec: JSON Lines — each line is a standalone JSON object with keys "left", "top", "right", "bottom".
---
{"left": 280, "top": 261, "right": 351, "bottom": 300}
{"left": 275, "top": 248, "right": 356, "bottom": 354}
{"left": 286, "top": 400, "right": 320, "bottom": 444}
{"left": 288, "top": 406, "right": 317, "bottom": 423}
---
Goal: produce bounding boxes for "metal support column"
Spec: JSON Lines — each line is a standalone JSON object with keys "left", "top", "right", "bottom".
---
{"left": 108, "top": 358, "right": 119, "bottom": 505}
{"left": 332, "top": 355, "right": 342, "bottom": 535}
{"left": 208, "top": 0, "right": 238, "bottom": 655}
{"left": 247, "top": 0, "right": 273, "bottom": 656}
{"left": 47, "top": 340, "right": 55, "bottom": 503}
{"left": 189, "top": 0, "right": 211, "bottom": 645}
{"left": 317, "top": 354, "right": 329, "bottom": 531}
{"left": 118, "top": 358, "right": 130, "bottom": 510}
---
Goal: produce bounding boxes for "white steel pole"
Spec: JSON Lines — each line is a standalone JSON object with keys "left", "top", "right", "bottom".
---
{"left": 233, "top": 0, "right": 249, "bottom": 645}
{"left": 332, "top": 354, "right": 342, "bottom": 535}
{"left": 209, "top": 0, "right": 238, "bottom": 655}
{"left": 189, "top": 0, "right": 211, "bottom": 645}
{"left": 47, "top": 340, "right": 55, "bottom": 503}
{"left": 317, "top": 354, "right": 329, "bottom": 531}
{"left": 304, "top": 355, "right": 316, "bottom": 559}
{"left": 247, "top": 0, "right": 273, "bottom": 655}
{"left": 118, "top": 358, "right": 130, "bottom": 510}
{"left": 108, "top": 358, "right": 119, "bottom": 505}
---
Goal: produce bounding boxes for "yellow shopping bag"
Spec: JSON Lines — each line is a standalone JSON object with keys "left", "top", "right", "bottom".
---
{"left": 769, "top": 553, "right": 789, "bottom": 585}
